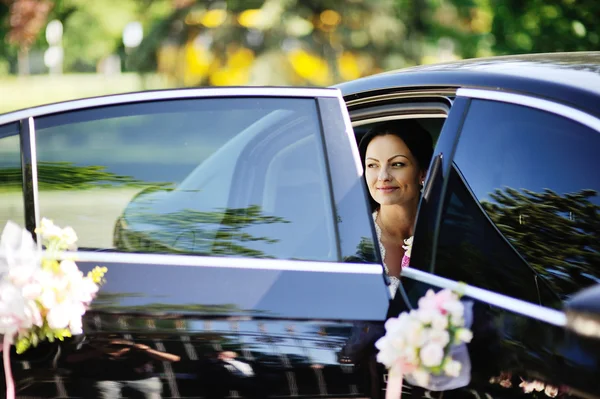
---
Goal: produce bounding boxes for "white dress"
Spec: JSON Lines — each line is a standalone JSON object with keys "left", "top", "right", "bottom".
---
{"left": 372, "top": 211, "right": 400, "bottom": 299}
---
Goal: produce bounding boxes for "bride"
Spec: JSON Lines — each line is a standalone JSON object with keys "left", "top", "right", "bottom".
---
{"left": 359, "top": 120, "right": 433, "bottom": 298}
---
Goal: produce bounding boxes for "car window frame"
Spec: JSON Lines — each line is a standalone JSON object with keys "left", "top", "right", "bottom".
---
{"left": 0, "top": 121, "right": 30, "bottom": 231}
{"left": 6, "top": 88, "right": 349, "bottom": 262}
{"left": 427, "top": 87, "right": 600, "bottom": 307}
{"left": 344, "top": 96, "right": 455, "bottom": 269}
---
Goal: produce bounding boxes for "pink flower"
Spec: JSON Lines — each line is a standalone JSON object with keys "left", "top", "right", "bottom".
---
{"left": 401, "top": 236, "right": 413, "bottom": 268}
{"left": 433, "top": 289, "right": 456, "bottom": 313}
{"left": 401, "top": 254, "right": 411, "bottom": 268}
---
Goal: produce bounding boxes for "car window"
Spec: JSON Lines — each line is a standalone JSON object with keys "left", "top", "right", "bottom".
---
{"left": 434, "top": 99, "right": 599, "bottom": 306}
{"left": 34, "top": 98, "right": 338, "bottom": 261}
{"left": 0, "top": 123, "right": 24, "bottom": 229}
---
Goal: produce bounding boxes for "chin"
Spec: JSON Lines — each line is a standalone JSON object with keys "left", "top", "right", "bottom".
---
{"left": 375, "top": 196, "right": 401, "bottom": 206}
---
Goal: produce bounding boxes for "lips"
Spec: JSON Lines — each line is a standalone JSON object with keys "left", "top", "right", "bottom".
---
{"left": 377, "top": 187, "right": 398, "bottom": 193}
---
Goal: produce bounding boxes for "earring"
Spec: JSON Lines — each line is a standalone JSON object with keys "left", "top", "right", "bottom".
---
{"left": 420, "top": 180, "right": 424, "bottom": 193}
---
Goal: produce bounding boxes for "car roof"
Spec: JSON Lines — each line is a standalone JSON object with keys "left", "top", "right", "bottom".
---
{"left": 337, "top": 52, "right": 600, "bottom": 117}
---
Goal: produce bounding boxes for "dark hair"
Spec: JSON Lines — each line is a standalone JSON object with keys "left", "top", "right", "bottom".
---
{"left": 359, "top": 119, "right": 434, "bottom": 171}
{"left": 358, "top": 119, "right": 434, "bottom": 210}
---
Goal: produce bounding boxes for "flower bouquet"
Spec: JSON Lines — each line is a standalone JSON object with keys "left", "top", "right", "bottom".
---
{"left": 0, "top": 218, "right": 107, "bottom": 399}
{"left": 376, "top": 287, "right": 474, "bottom": 397}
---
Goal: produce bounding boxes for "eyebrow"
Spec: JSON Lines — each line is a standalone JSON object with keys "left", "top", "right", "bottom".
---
{"left": 366, "top": 154, "right": 410, "bottom": 162}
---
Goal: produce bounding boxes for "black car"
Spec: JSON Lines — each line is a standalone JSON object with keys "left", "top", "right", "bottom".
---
{"left": 0, "top": 52, "right": 599, "bottom": 398}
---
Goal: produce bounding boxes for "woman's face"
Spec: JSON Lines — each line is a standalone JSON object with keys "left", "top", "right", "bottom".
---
{"left": 365, "top": 134, "right": 425, "bottom": 207}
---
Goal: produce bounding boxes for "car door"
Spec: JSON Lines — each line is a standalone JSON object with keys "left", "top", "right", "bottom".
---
{"left": 0, "top": 88, "right": 390, "bottom": 398}
{"left": 404, "top": 88, "right": 600, "bottom": 398}
{"left": 338, "top": 83, "right": 600, "bottom": 398}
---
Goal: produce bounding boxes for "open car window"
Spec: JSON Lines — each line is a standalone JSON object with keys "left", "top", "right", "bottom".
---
{"left": 33, "top": 95, "right": 338, "bottom": 261}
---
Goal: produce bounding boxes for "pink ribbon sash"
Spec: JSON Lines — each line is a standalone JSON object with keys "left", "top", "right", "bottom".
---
{"left": 386, "top": 367, "right": 403, "bottom": 399}
{"left": 1, "top": 336, "right": 15, "bottom": 399}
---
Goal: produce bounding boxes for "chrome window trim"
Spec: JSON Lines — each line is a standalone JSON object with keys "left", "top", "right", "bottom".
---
{"left": 336, "top": 95, "right": 363, "bottom": 176}
{"left": 402, "top": 267, "right": 567, "bottom": 327}
{"left": 345, "top": 91, "right": 456, "bottom": 108}
{"left": 457, "top": 88, "right": 600, "bottom": 132}
{"left": 0, "top": 87, "right": 342, "bottom": 126}
{"left": 26, "top": 117, "right": 41, "bottom": 248}
{"left": 352, "top": 114, "right": 447, "bottom": 128}
{"left": 55, "top": 250, "right": 384, "bottom": 274}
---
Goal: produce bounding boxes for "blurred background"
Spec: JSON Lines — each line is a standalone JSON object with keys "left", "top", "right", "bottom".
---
{"left": 1, "top": 0, "right": 598, "bottom": 113}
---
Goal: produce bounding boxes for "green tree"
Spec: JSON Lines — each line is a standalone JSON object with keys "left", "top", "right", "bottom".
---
{"left": 490, "top": 0, "right": 600, "bottom": 54}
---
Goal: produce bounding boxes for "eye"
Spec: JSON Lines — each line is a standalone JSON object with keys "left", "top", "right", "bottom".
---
{"left": 392, "top": 162, "right": 405, "bottom": 167}
{"left": 366, "top": 163, "right": 378, "bottom": 168}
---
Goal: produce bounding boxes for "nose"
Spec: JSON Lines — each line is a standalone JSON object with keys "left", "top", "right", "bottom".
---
{"left": 377, "top": 166, "right": 391, "bottom": 181}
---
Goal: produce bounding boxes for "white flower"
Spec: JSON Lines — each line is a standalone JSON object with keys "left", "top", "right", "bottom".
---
{"left": 416, "top": 308, "right": 436, "bottom": 324}
{"left": 38, "top": 218, "right": 62, "bottom": 241}
{"left": 411, "top": 368, "right": 430, "bottom": 388}
{"left": 431, "top": 313, "right": 449, "bottom": 331}
{"left": 76, "top": 277, "right": 99, "bottom": 304}
{"left": 0, "top": 221, "right": 41, "bottom": 280}
{"left": 22, "top": 282, "right": 42, "bottom": 300}
{"left": 427, "top": 328, "right": 450, "bottom": 347}
{"left": 39, "top": 287, "right": 57, "bottom": 309}
{"left": 544, "top": 385, "right": 559, "bottom": 398}
{"left": 402, "top": 236, "right": 413, "bottom": 257}
{"left": 450, "top": 314, "right": 464, "bottom": 327}
{"left": 420, "top": 343, "right": 444, "bottom": 367}
{"left": 390, "top": 335, "right": 405, "bottom": 351}
{"left": 402, "top": 346, "right": 418, "bottom": 364}
{"left": 69, "top": 315, "right": 83, "bottom": 335}
{"left": 405, "top": 319, "right": 427, "bottom": 347}
{"left": 0, "top": 280, "right": 39, "bottom": 337}
{"left": 385, "top": 313, "right": 409, "bottom": 335}
{"left": 24, "top": 300, "right": 43, "bottom": 328}
{"left": 455, "top": 328, "right": 473, "bottom": 343}
{"left": 60, "top": 259, "right": 78, "bottom": 275}
{"left": 60, "top": 227, "right": 78, "bottom": 248}
{"left": 443, "top": 359, "right": 462, "bottom": 377}
{"left": 0, "top": 282, "right": 23, "bottom": 335}
{"left": 375, "top": 337, "right": 397, "bottom": 368}
{"left": 417, "top": 290, "right": 437, "bottom": 311}
{"left": 68, "top": 302, "right": 86, "bottom": 335}
{"left": 46, "top": 303, "right": 72, "bottom": 329}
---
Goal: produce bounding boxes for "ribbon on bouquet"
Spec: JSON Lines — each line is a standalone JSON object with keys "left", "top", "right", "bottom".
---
{"left": 1, "top": 336, "right": 15, "bottom": 399}
{"left": 385, "top": 367, "right": 404, "bottom": 399}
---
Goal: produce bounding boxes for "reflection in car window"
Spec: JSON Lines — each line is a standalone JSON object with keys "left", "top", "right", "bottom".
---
{"left": 435, "top": 99, "right": 599, "bottom": 306}
{"left": 0, "top": 123, "right": 24, "bottom": 228}
{"left": 34, "top": 98, "right": 337, "bottom": 261}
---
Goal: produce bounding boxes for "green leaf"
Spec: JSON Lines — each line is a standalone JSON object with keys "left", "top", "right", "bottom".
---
{"left": 16, "top": 337, "right": 31, "bottom": 354}
{"left": 31, "top": 332, "right": 40, "bottom": 347}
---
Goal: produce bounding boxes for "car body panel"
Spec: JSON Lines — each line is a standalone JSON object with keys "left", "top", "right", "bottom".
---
{"left": 336, "top": 52, "right": 600, "bottom": 117}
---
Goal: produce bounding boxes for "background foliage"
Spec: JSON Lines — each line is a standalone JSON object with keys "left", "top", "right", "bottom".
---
{"left": 0, "top": 0, "right": 598, "bottom": 111}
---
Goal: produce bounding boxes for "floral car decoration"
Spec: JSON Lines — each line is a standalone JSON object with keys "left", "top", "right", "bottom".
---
{"left": 0, "top": 218, "right": 106, "bottom": 399}
{"left": 376, "top": 287, "right": 474, "bottom": 397}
